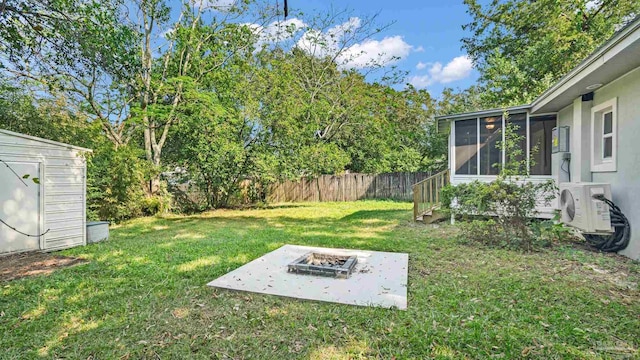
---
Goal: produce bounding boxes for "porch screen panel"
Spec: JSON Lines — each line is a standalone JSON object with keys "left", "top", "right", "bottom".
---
{"left": 454, "top": 119, "right": 478, "bottom": 175}
{"left": 530, "top": 115, "right": 556, "bottom": 175}
{"left": 479, "top": 116, "right": 502, "bottom": 175}
{"left": 506, "top": 113, "right": 527, "bottom": 172}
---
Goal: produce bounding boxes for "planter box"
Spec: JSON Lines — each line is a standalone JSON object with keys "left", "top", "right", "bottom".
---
{"left": 87, "top": 221, "right": 109, "bottom": 244}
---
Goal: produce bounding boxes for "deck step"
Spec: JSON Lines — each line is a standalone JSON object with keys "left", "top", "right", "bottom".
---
{"left": 416, "top": 208, "right": 445, "bottom": 224}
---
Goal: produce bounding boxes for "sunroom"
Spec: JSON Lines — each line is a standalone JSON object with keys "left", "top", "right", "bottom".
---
{"left": 437, "top": 105, "right": 558, "bottom": 218}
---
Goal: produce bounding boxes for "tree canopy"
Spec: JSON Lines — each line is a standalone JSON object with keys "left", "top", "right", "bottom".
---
{"left": 461, "top": 0, "right": 640, "bottom": 107}
{"left": 0, "top": 1, "right": 444, "bottom": 215}
{"left": 2, "top": 0, "right": 639, "bottom": 217}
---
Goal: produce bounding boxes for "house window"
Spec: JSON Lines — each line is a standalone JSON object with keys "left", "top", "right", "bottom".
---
{"left": 591, "top": 98, "right": 617, "bottom": 172}
{"left": 529, "top": 114, "right": 556, "bottom": 175}
{"left": 603, "top": 111, "right": 613, "bottom": 158}
{"left": 454, "top": 119, "right": 478, "bottom": 175}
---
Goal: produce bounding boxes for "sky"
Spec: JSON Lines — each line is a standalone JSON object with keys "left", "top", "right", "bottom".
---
{"left": 180, "top": 0, "right": 481, "bottom": 97}
{"left": 278, "top": 0, "right": 480, "bottom": 96}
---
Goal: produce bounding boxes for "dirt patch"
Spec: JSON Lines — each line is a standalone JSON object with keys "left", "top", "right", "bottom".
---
{"left": 0, "top": 252, "right": 87, "bottom": 282}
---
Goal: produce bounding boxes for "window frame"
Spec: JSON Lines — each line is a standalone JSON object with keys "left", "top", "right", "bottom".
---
{"left": 528, "top": 114, "right": 557, "bottom": 176}
{"left": 452, "top": 118, "right": 479, "bottom": 175}
{"left": 602, "top": 111, "right": 613, "bottom": 159}
{"left": 590, "top": 98, "right": 617, "bottom": 172}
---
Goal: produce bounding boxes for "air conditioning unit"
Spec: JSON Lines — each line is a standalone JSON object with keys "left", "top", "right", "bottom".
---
{"left": 559, "top": 183, "right": 613, "bottom": 234}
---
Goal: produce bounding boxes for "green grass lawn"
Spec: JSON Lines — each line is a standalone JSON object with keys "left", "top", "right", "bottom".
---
{"left": 1, "top": 201, "right": 639, "bottom": 359}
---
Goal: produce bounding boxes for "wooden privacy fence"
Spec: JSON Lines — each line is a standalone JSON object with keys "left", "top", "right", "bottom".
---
{"left": 268, "top": 172, "right": 434, "bottom": 203}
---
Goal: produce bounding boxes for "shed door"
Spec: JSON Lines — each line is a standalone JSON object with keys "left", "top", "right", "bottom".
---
{"left": 0, "top": 161, "right": 41, "bottom": 254}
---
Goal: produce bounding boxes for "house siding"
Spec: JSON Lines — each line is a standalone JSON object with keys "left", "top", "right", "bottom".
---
{"left": 554, "top": 105, "right": 573, "bottom": 183}
{"left": 590, "top": 68, "right": 640, "bottom": 260}
{"left": 554, "top": 67, "right": 640, "bottom": 260}
{"left": 0, "top": 131, "right": 88, "bottom": 253}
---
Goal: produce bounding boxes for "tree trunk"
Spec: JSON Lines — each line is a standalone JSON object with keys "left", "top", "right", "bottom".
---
{"left": 149, "top": 146, "right": 162, "bottom": 194}
{"left": 141, "top": 4, "right": 155, "bottom": 194}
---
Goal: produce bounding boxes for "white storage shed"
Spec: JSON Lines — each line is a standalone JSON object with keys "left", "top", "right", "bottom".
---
{"left": 0, "top": 129, "right": 91, "bottom": 255}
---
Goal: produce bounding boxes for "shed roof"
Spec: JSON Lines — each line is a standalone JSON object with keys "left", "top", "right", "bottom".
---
{"left": 0, "top": 128, "right": 93, "bottom": 152}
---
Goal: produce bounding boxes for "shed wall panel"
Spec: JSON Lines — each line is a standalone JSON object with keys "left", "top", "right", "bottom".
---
{"left": 0, "top": 130, "right": 88, "bottom": 253}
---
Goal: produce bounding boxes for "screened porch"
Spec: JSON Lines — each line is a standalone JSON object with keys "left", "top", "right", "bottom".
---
{"left": 450, "top": 111, "right": 557, "bottom": 181}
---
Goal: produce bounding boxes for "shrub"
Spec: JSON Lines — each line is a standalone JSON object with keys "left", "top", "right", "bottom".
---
{"left": 140, "top": 183, "right": 172, "bottom": 216}
{"left": 447, "top": 179, "right": 557, "bottom": 250}
{"left": 87, "top": 144, "right": 170, "bottom": 222}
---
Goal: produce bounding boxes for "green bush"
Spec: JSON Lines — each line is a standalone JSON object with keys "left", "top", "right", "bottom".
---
{"left": 447, "top": 179, "right": 558, "bottom": 250}
{"left": 140, "top": 183, "right": 172, "bottom": 216}
{"left": 87, "top": 144, "right": 170, "bottom": 222}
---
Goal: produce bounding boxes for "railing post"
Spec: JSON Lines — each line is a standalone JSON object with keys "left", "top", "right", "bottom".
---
{"left": 413, "top": 185, "right": 418, "bottom": 221}
{"left": 411, "top": 169, "right": 449, "bottom": 222}
{"left": 430, "top": 178, "right": 434, "bottom": 207}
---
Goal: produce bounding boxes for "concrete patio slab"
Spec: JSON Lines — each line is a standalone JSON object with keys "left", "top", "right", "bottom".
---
{"left": 207, "top": 244, "right": 408, "bottom": 310}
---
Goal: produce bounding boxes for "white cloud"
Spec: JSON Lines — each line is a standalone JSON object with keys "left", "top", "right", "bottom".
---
{"left": 414, "top": 45, "right": 425, "bottom": 53}
{"left": 260, "top": 18, "right": 307, "bottom": 42}
{"left": 244, "top": 16, "right": 414, "bottom": 70}
{"left": 408, "top": 55, "right": 473, "bottom": 88}
{"left": 337, "top": 36, "right": 412, "bottom": 69}
{"left": 244, "top": 18, "right": 307, "bottom": 49}
{"left": 297, "top": 17, "right": 362, "bottom": 59}
{"left": 297, "top": 17, "right": 412, "bottom": 69}
{"left": 408, "top": 74, "right": 432, "bottom": 89}
{"left": 416, "top": 61, "right": 428, "bottom": 70}
{"left": 431, "top": 55, "right": 473, "bottom": 83}
{"left": 409, "top": 56, "right": 474, "bottom": 88}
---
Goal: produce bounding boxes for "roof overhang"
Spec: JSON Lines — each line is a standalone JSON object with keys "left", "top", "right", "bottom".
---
{"left": 435, "top": 104, "right": 531, "bottom": 121}
{"left": 531, "top": 18, "right": 640, "bottom": 114}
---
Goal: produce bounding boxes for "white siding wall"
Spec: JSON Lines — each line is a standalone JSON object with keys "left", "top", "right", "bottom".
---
{"left": 0, "top": 130, "right": 87, "bottom": 252}
{"left": 555, "top": 67, "right": 640, "bottom": 260}
{"left": 591, "top": 68, "right": 640, "bottom": 260}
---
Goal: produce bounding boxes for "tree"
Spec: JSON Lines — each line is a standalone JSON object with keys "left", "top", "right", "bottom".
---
{"left": 462, "top": 0, "right": 640, "bottom": 107}
{"left": 254, "top": 49, "right": 439, "bottom": 176}
{"left": 2, "top": 0, "right": 274, "bottom": 193}
{"left": 129, "top": 0, "right": 279, "bottom": 192}
{"left": 1, "top": 1, "right": 444, "bottom": 212}
{"left": 436, "top": 86, "right": 484, "bottom": 116}
{"left": 249, "top": 8, "right": 440, "bottom": 176}
{"left": 1, "top": 0, "right": 138, "bottom": 146}
{"left": 161, "top": 19, "right": 267, "bottom": 208}
{"left": 0, "top": 78, "right": 154, "bottom": 221}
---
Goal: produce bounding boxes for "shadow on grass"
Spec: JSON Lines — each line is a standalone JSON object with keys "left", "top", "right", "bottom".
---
{"left": 264, "top": 203, "right": 308, "bottom": 209}
{"left": 3, "top": 202, "right": 638, "bottom": 359}
{"left": 340, "top": 209, "right": 410, "bottom": 222}
{"left": 1, "top": 204, "right": 418, "bottom": 357}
